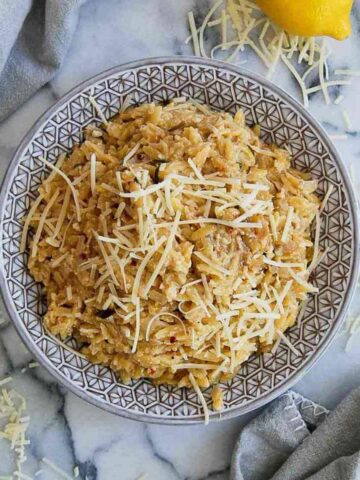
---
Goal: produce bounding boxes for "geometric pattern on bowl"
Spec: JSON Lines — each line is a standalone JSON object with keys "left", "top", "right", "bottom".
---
{"left": 0, "top": 57, "right": 358, "bottom": 424}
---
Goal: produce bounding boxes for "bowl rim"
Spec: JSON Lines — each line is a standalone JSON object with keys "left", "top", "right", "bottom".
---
{"left": 0, "top": 55, "right": 359, "bottom": 425}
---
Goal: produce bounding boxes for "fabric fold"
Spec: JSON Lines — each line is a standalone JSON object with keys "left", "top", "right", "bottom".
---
{"left": 231, "top": 388, "right": 360, "bottom": 480}
{"left": 0, "top": 0, "right": 86, "bottom": 122}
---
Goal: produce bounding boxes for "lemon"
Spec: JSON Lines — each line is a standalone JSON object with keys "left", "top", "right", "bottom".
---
{"left": 255, "top": 0, "right": 353, "bottom": 40}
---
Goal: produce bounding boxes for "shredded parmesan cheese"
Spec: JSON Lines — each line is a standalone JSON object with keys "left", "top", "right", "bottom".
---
{"left": 123, "top": 142, "right": 140, "bottom": 166}
{"left": 88, "top": 96, "right": 109, "bottom": 126}
{"left": 146, "top": 312, "right": 186, "bottom": 341}
{"left": 0, "top": 386, "right": 30, "bottom": 480}
{"left": 334, "top": 94, "right": 344, "bottom": 105}
{"left": 329, "top": 134, "right": 348, "bottom": 141}
{"left": 66, "top": 286, "right": 73, "bottom": 301}
{"left": 155, "top": 218, "right": 262, "bottom": 229}
{"left": 189, "top": 373, "right": 210, "bottom": 425}
{"left": 281, "top": 206, "right": 294, "bottom": 243}
{"left": 276, "top": 329, "right": 300, "bottom": 356}
{"left": 94, "top": 232, "right": 119, "bottom": 286}
{"left": 288, "top": 268, "right": 318, "bottom": 293}
{"left": 40, "top": 157, "right": 81, "bottom": 221}
{"left": 142, "top": 211, "right": 181, "bottom": 297}
{"left": 120, "top": 95, "right": 132, "bottom": 113}
{"left": 20, "top": 194, "right": 44, "bottom": 252}
{"left": 31, "top": 189, "right": 60, "bottom": 258}
{"left": 131, "top": 236, "right": 167, "bottom": 303}
{"left": 269, "top": 214, "right": 278, "bottom": 241}
{"left": 42, "top": 458, "right": 73, "bottom": 480}
{"left": 221, "top": 9, "right": 227, "bottom": 50}
{"left": 0, "top": 376, "right": 12, "bottom": 387}
{"left": 185, "top": 0, "right": 352, "bottom": 110}
{"left": 309, "top": 211, "right": 320, "bottom": 271}
{"left": 188, "top": 11, "right": 201, "bottom": 57}
{"left": 335, "top": 69, "right": 360, "bottom": 76}
{"left": 320, "top": 185, "right": 334, "bottom": 213}
{"left": 280, "top": 54, "right": 309, "bottom": 107}
{"left": 341, "top": 110, "right": 353, "bottom": 131}
{"left": 199, "top": 0, "right": 223, "bottom": 58}
{"left": 50, "top": 187, "right": 71, "bottom": 242}
{"left": 90, "top": 153, "right": 97, "bottom": 196}
{"left": 131, "top": 298, "right": 141, "bottom": 353}
{"left": 345, "top": 314, "right": 360, "bottom": 352}
{"left": 28, "top": 361, "right": 39, "bottom": 369}
{"left": 188, "top": 158, "right": 204, "bottom": 180}
{"left": 263, "top": 257, "right": 304, "bottom": 268}
{"left": 194, "top": 251, "right": 231, "bottom": 276}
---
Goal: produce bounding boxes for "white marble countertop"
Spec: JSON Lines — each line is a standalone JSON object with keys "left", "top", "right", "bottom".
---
{"left": 1, "top": 1, "right": 360, "bottom": 479}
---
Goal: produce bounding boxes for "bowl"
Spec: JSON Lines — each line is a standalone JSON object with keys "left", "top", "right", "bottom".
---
{"left": 0, "top": 57, "right": 358, "bottom": 424}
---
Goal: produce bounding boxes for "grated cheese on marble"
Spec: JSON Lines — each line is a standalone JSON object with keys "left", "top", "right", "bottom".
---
{"left": 188, "top": 11, "right": 201, "bottom": 57}
{"left": 185, "top": 0, "right": 353, "bottom": 111}
{"left": 335, "top": 69, "right": 360, "bottom": 76}
{"left": 28, "top": 362, "right": 39, "bottom": 369}
{"left": 344, "top": 314, "right": 360, "bottom": 352}
{"left": 0, "top": 384, "right": 30, "bottom": 480}
{"left": 341, "top": 110, "right": 353, "bottom": 131}
{"left": 329, "top": 134, "right": 348, "bottom": 141}
{"left": 0, "top": 376, "right": 13, "bottom": 387}
{"left": 334, "top": 94, "right": 344, "bottom": 105}
{"left": 42, "top": 458, "right": 73, "bottom": 480}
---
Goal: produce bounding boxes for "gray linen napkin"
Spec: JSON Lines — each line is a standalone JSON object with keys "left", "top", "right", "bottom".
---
{"left": 0, "top": 0, "right": 86, "bottom": 122}
{"left": 231, "top": 387, "right": 360, "bottom": 480}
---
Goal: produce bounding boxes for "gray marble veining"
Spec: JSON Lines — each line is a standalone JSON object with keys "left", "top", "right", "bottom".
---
{"left": 1, "top": 0, "right": 360, "bottom": 478}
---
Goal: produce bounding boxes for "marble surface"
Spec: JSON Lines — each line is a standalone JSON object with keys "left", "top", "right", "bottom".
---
{"left": 1, "top": 1, "right": 360, "bottom": 479}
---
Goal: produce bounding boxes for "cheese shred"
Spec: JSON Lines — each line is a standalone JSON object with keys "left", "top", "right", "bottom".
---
{"left": 189, "top": 373, "right": 210, "bottom": 425}
{"left": 40, "top": 157, "right": 81, "bottom": 221}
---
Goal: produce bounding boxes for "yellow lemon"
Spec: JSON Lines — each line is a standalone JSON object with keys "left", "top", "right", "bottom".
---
{"left": 255, "top": 0, "right": 353, "bottom": 40}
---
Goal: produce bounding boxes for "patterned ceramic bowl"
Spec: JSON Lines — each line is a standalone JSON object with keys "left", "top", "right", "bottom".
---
{"left": 0, "top": 57, "right": 358, "bottom": 424}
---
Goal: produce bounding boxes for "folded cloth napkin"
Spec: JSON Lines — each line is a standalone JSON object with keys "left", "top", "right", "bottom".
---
{"left": 0, "top": 0, "right": 86, "bottom": 123}
{"left": 231, "top": 387, "right": 360, "bottom": 480}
